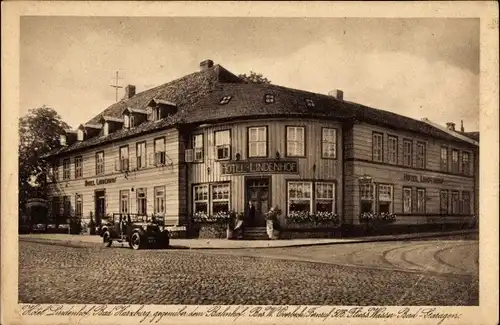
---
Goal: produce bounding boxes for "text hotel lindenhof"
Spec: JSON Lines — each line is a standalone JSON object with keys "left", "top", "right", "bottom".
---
{"left": 43, "top": 60, "right": 479, "bottom": 231}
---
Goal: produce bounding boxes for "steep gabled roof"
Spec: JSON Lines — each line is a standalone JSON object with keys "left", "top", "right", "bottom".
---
{"left": 421, "top": 118, "right": 479, "bottom": 146}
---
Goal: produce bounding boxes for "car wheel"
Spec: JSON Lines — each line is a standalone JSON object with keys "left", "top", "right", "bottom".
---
{"left": 130, "top": 232, "right": 142, "bottom": 250}
{"left": 102, "top": 231, "right": 112, "bottom": 247}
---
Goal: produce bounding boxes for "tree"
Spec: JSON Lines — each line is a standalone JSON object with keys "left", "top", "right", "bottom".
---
{"left": 238, "top": 71, "right": 271, "bottom": 84}
{"left": 19, "top": 106, "right": 70, "bottom": 214}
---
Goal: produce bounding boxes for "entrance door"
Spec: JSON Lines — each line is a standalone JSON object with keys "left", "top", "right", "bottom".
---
{"left": 95, "top": 190, "right": 106, "bottom": 225}
{"left": 245, "top": 177, "right": 270, "bottom": 227}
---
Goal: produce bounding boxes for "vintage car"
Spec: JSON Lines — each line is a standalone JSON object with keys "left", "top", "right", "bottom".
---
{"left": 100, "top": 213, "right": 170, "bottom": 250}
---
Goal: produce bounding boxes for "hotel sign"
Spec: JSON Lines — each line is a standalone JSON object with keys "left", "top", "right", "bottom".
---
{"left": 221, "top": 160, "right": 299, "bottom": 175}
{"left": 404, "top": 174, "right": 444, "bottom": 184}
{"left": 84, "top": 177, "right": 117, "bottom": 187}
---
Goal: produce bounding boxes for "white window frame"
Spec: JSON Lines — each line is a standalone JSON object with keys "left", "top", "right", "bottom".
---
{"left": 372, "top": 133, "right": 383, "bottom": 162}
{"left": 119, "top": 145, "right": 129, "bottom": 171}
{"left": 193, "top": 184, "right": 209, "bottom": 214}
{"left": 96, "top": 151, "right": 104, "bottom": 175}
{"left": 403, "top": 139, "right": 413, "bottom": 167}
{"left": 136, "top": 141, "right": 146, "bottom": 169}
{"left": 378, "top": 184, "right": 393, "bottom": 214}
{"left": 75, "top": 156, "right": 83, "bottom": 179}
{"left": 129, "top": 115, "right": 135, "bottom": 128}
{"left": 215, "top": 130, "right": 231, "bottom": 161}
{"left": 75, "top": 194, "right": 83, "bottom": 217}
{"left": 248, "top": 126, "right": 267, "bottom": 158}
{"left": 287, "top": 181, "right": 313, "bottom": 214}
{"left": 154, "top": 186, "right": 166, "bottom": 215}
{"left": 154, "top": 137, "right": 166, "bottom": 165}
{"left": 77, "top": 129, "right": 84, "bottom": 141}
{"left": 387, "top": 136, "right": 398, "bottom": 164}
{"left": 403, "top": 187, "right": 412, "bottom": 214}
{"left": 286, "top": 126, "right": 305, "bottom": 157}
{"left": 192, "top": 134, "right": 204, "bottom": 162}
{"left": 451, "top": 150, "right": 459, "bottom": 173}
{"left": 210, "top": 183, "right": 230, "bottom": 215}
{"left": 322, "top": 128, "right": 337, "bottom": 159}
{"left": 63, "top": 158, "right": 71, "bottom": 180}
{"left": 119, "top": 190, "right": 129, "bottom": 214}
{"left": 416, "top": 142, "right": 426, "bottom": 169}
{"left": 103, "top": 122, "right": 109, "bottom": 136}
{"left": 136, "top": 188, "right": 147, "bottom": 215}
{"left": 416, "top": 188, "right": 426, "bottom": 213}
{"left": 315, "top": 182, "right": 336, "bottom": 213}
{"left": 462, "top": 152, "right": 470, "bottom": 175}
{"left": 123, "top": 115, "right": 130, "bottom": 128}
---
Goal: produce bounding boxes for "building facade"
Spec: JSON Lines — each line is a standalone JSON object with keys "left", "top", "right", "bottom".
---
{"left": 42, "top": 60, "right": 478, "bottom": 236}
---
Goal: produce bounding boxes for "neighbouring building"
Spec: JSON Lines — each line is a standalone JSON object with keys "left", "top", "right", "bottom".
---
{"left": 41, "top": 60, "right": 479, "bottom": 238}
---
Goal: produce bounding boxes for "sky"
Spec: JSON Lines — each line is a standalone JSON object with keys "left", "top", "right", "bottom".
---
{"left": 20, "top": 17, "right": 480, "bottom": 131}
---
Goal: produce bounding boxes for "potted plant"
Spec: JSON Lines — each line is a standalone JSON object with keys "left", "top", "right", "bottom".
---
{"left": 265, "top": 206, "right": 282, "bottom": 239}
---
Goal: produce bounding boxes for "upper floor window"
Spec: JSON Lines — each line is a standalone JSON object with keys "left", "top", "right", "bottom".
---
{"left": 372, "top": 133, "right": 383, "bottom": 162}
{"left": 103, "top": 122, "right": 109, "bottom": 136}
{"left": 136, "top": 142, "right": 146, "bottom": 169}
{"left": 387, "top": 136, "right": 398, "bottom": 164}
{"left": 119, "top": 145, "right": 129, "bottom": 171}
{"left": 75, "top": 156, "right": 83, "bottom": 179}
{"left": 219, "top": 96, "right": 232, "bottom": 105}
{"left": 77, "top": 129, "right": 84, "bottom": 141}
{"left": 215, "top": 130, "right": 231, "bottom": 160}
{"left": 451, "top": 149, "right": 459, "bottom": 173}
{"left": 123, "top": 115, "right": 130, "bottom": 128}
{"left": 440, "top": 147, "right": 448, "bottom": 171}
{"left": 403, "top": 139, "right": 413, "bottom": 167}
{"left": 130, "top": 115, "right": 135, "bottom": 128}
{"left": 96, "top": 151, "right": 104, "bottom": 175}
{"left": 264, "top": 94, "right": 275, "bottom": 104}
{"left": 63, "top": 158, "right": 71, "bottom": 180}
{"left": 248, "top": 126, "right": 267, "bottom": 158}
{"left": 305, "top": 99, "right": 315, "bottom": 108}
{"left": 153, "top": 107, "right": 162, "bottom": 121}
{"left": 416, "top": 142, "right": 426, "bottom": 169}
{"left": 462, "top": 152, "right": 470, "bottom": 175}
{"left": 154, "top": 137, "right": 166, "bottom": 165}
{"left": 286, "top": 126, "right": 305, "bottom": 157}
{"left": 192, "top": 134, "right": 204, "bottom": 162}
{"left": 322, "top": 128, "right": 337, "bottom": 159}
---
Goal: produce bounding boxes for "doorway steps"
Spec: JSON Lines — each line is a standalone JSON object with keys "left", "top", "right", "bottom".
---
{"left": 243, "top": 227, "right": 269, "bottom": 240}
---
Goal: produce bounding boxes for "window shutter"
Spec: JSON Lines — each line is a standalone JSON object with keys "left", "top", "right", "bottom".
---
{"left": 185, "top": 149, "right": 194, "bottom": 163}
{"left": 114, "top": 158, "right": 120, "bottom": 171}
{"left": 208, "top": 146, "right": 216, "bottom": 160}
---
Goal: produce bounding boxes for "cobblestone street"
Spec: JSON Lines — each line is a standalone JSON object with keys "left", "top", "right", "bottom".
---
{"left": 19, "top": 234, "right": 478, "bottom": 306}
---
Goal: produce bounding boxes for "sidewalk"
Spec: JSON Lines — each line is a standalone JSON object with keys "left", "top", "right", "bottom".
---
{"left": 19, "top": 229, "right": 477, "bottom": 249}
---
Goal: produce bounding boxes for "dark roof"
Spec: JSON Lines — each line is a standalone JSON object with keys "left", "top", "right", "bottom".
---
{"left": 460, "top": 131, "right": 480, "bottom": 141}
{"left": 42, "top": 63, "right": 476, "bottom": 159}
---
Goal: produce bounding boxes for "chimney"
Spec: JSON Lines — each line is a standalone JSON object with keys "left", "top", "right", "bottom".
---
{"left": 446, "top": 122, "right": 456, "bottom": 131}
{"left": 328, "top": 89, "right": 344, "bottom": 101}
{"left": 124, "top": 85, "right": 136, "bottom": 99}
{"left": 460, "top": 120, "right": 464, "bottom": 132}
{"left": 200, "top": 59, "right": 214, "bottom": 71}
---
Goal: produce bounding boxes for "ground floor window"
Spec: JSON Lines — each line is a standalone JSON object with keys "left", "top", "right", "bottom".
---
{"left": 378, "top": 184, "right": 393, "bottom": 214}
{"left": 75, "top": 194, "right": 83, "bottom": 217}
{"left": 154, "top": 186, "right": 166, "bottom": 214}
{"left": 315, "top": 183, "right": 336, "bottom": 213}
{"left": 359, "top": 183, "right": 374, "bottom": 214}
{"left": 193, "top": 184, "right": 209, "bottom": 215}
{"left": 451, "top": 191, "right": 460, "bottom": 214}
{"left": 416, "top": 188, "right": 426, "bottom": 213}
{"left": 211, "top": 183, "right": 230, "bottom": 214}
{"left": 137, "top": 188, "right": 147, "bottom": 215}
{"left": 120, "top": 190, "right": 129, "bottom": 214}
{"left": 287, "top": 181, "right": 336, "bottom": 214}
{"left": 192, "top": 182, "right": 230, "bottom": 216}
{"left": 403, "top": 187, "right": 412, "bottom": 213}
{"left": 461, "top": 191, "right": 471, "bottom": 214}
{"left": 52, "top": 197, "right": 60, "bottom": 220}
{"left": 63, "top": 196, "right": 71, "bottom": 218}
{"left": 440, "top": 190, "right": 448, "bottom": 214}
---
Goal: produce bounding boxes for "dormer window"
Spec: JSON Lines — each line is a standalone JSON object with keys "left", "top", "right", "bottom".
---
{"left": 219, "top": 96, "right": 232, "bottom": 105}
{"left": 59, "top": 134, "right": 67, "bottom": 146}
{"left": 77, "top": 129, "right": 84, "bottom": 141}
{"left": 124, "top": 115, "right": 130, "bottom": 128}
{"left": 130, "top": 115, "right": 135, "bottom": 128}
{"left": 103, "top": 122, "right": 109, "bottom": 136}
{"left": 153, "top": 107, "right": 162, "bottom": 121}
{"left": 264, "top": 94, "right": 275, "bottom": 104}
{"left": 305, "top": 99, "right": 315, "bottom": 108}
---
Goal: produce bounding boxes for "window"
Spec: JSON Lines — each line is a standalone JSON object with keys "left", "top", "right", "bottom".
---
{"left": 192, "top": 134, "right": 204, "bottom": 162}
{"left": 264, "top": 94, "right": 275, "bottom": 103}
{"left": 322, "top": 128, "right": 337, "bottom": 159}
{"left": 120, "top": 190, "right": 129, "bottom": 214}
{"left": 248, "top": 126, "right": 267, "bottom": 157}
{"left": 440, "top": 190, "right": 449, "bottom": 214}
{"left": 462, "top": 152, "right": 470, "bottom": 175}
{"left": 63, "top": 196, "right": 71, "bottom": 217}
{"left": 451, "top": 150, "right": 459, "bottom": 173}
{"left": 315, "top": 183, "right": 335, "bottom": 213}
{"left": 215, "top": 130, "right": 231, "bottom": 160}
{"left": 154, "top": 137, "right": 166, "bottom": 165}
{"left": 96, "top": 151, "right": 104, "bottom": 175}
{"left": 416, "top": 142, "right": 426, "bottom": 169}
{"left": 288, "top": 182, "right": 313, "bottom": 214}
{"left": 75, "top": 194, "right": 82, "bottom": 217}
{"left": 305, "top": 99, "right": 315, "bottom": 108}
{"left": 52, "top": 197, "right": 60, "bottom": 220}
{"left": 378, "top": 184, "right": 393, "bottom": 213}
{"left": 119, "top": 146, "right": 129, "bottom": 171}
{"left": 153, "top": 107, "right": 162, "bottom": 121}
{"left": 219, "top": 96, "right": 232, "bottom": 105}
{"left": 103, "top": 122, "right": 109, "bottom": 136}
{"left": 193, "top": 184, "right": 209, "bottom": 214}
{"left": 136, "top": 188, "right": 147, "bottom": 215}
{"left": 451, "top": 191, "right": 459, "bottom": 214}
{"left": 129, "top": 115, "right": 135, "bottom": 128}
{"left": 440, "top": 147, "right": 448, "bottom": 171}
{"left": 136, "top": 142, "right": 146, "bottom": 169}
{"left": 403, "top": 140, "right": 413, "bottom": 167}
{"left": 403, "top": 187, "right": 412, "bottom": 213}
{"left": 372, "top": 133, "right": 383, "bottom": 162}
{"left": 75, "top": 156, "right": 83, "bottom": 179}
{"left": 461, "top": 191, "right": 471, "bottom": 214}
{"left": 53, "top": 161, "right": 59, "bottom": 181}
{"left": 416, "top": 188, "right": 426, "bottom": 213}
{"left": 360, "top": 183, "right": 374, "bottom": 214}
{"left": 387, "top": 136, "right": 398, "bottom": 164}
{"left": 77, "top": 129, "right": 84, "bottom": 141}
{"left": 63, "top": 158, "right": 71, "bottom": 180}
{"left": 124, "top": 115, "right": 130, "bottom": 128}
{"left": 286, "top": 126, "right": 305, "bottom": 157}
{"left": 154, "top": 186, "right": 165, "bottom": 215}
{"left": 211, "top": 183, "right": 230, "bottom": 214}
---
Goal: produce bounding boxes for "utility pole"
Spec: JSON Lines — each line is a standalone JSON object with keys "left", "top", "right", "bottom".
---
{"left": 110, "top": 71, "right": 123, "bottom": 102}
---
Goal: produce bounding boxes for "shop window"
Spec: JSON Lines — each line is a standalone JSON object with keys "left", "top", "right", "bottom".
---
{"left": 322, "top": 128, "right": 337, "bottom": 159}
{"left": 120, "top": 190, "right": 129, "bottom": 214}
{"left": 462, "top": 152, "right": 470, "bottom": 175}
{"left": 119, "top": 145, "right": 129, "bottom": 171}
{"left": 461, "top": 191, "right": 471, "bottom": 215}
{"left": 154, "top": 137, "right": 166, "bottom": 165}
{"left": 360, "top": 183, "right": 374, "bottom": 213}
{"left": 193, "top": 184, "right": 209, "bottom": 214}
{"left": 136, "top": 188, "right": 147, "bottom": 215}
{"left": 451, "top": 150, "right": 459, "bottom": 173}
{"left": 211, "top": 183, "right": 230, "bottom": 214}
{"left": 286, "top": 126, "right": 305, "bottom": 157}
{"left": 96, "top": 151, "right": 104, "bottom": 175}
{"left": 248, "top": 126, "right": 267, "bottom": 157}
{"left": 288, "top": 182, "right": 313, "bottom": 214}
{"left": 372, "top": 133, "right": 383, "bottom": 162}
{"left": 75, "top": 156, "right": 83, "bottom": 179}
{"left": 416, "top": 142, "right": 426, "bottom": 169}
{"left": 378, "top": 184, "right": 393, "bottom": 214}
{"left": 440, "top": 147, "right": 448, "bottom": 171}
{"left": 451, "top": 191, "right": 459, "bottom": 214}
{"left": 154, "top": 186, "right": 166, "bottom": 215}
{"left": 75, "top": 194, "right": 83, "bottom": 217}
{"left": 440, "top": 190, "right": 449, "bottom": 214}
{"left": 63, "top": 158, "right": 71, "bottom": 180}
{"left": 315, "top": 182, "right": 335, "bottom": 213}
{"left": 416, "top": 188, "right": 426, "bottom": 213}
{"left": 403, "top": 187, "right": 412, "bottom": 214}
{"left": 387, "top": 136, "right": 398, "bottom": 164}
{"left": 192, "top": 134, "right": 204, "bottom": 162}
{"left": 215, "top": 130, "right": 231, "bottom": 160}
{"left": 403, "top": 139, "right": 413, "bottom": 167}
{"left": 136, "top": 141, "right": 146, "bottom": 169}
{"left": 53, "top": 160, "right": 59, "bottom": 182}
